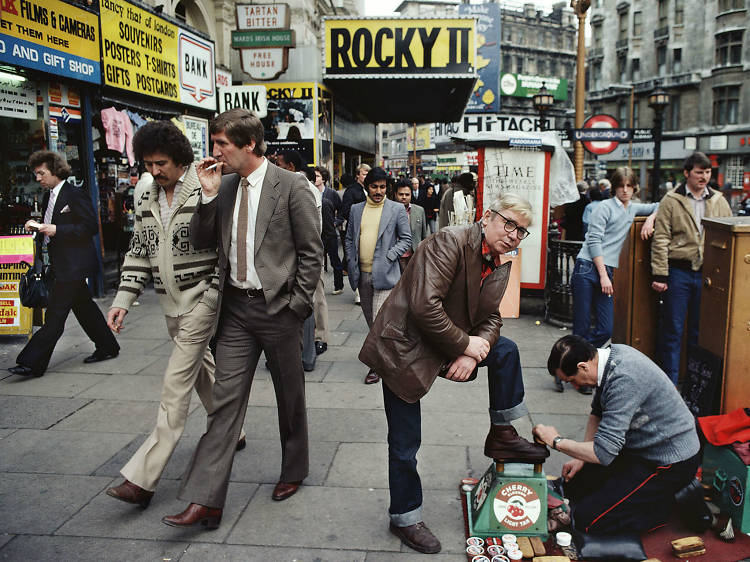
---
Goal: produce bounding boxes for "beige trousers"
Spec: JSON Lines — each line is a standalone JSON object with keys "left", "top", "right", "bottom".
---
{"left": 313, "top": 274, "right": 328, "bottom": 343}
{"left": 121, "top": 301, "right": 220, "bottom": 491}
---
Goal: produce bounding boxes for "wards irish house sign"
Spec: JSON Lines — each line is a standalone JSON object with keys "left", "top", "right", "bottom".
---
{"left": 233, "top": 4, "right": 295, "bottom": 81}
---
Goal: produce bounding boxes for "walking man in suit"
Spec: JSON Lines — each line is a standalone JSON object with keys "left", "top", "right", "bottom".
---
{"left": 104, "top": 121, "right": 245, "bottom": 509}
{"left": 395, "top": 179, "right": 429, "bottom": 271}
{"left": 162, "top": 109, "right": 322, "bottom": 529}
{"left": 345, "top": 167, "right": 411, "bottom": 385}
{"left": 9, "top": 151, "right": 119, "bottom": 378}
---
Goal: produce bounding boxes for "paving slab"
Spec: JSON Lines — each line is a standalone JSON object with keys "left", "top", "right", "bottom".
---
{"left": 57, "top": 478, "right": 256, "bottom": 543}
{"left": 0, "top": 429, "right": 136, "bottom": 475}
{"left": 308, "top": 408, "right": 386, "bottom": 443}
{"left": 53, "top": 399, "right": 198, "bottom": 433}
{"left": 246, "top": 380, "right": 384, "bottom": 410}
{"left": 182, "top": 543, "right": 367, "bottom": 561}
{"left": 0, "top": 396, "right": 91, "bottom": 429}
{"left": 0, "top": 535, "right": 12, "bottom": 551}
{"left": 325, "top": 330, "right": 349, "bottom": 346}
{"left": 78, "top": 374, "right": 170, "bottom": 401}
{"left": 0, "top": 372, "right": 106, "bottom": 398}
{"left": 0, "top": 472, "right": 111, "bottom": 534}
{"left": 51, "top": 353, "right": 162, "bottom": 376}
{"left": 227, "top": 484, "right": 397, "bottom": 551}
{"left": 323, "top": 360, "right": 370, "bottom": 383}
{"left": 0, "top": 535, "right": 188, "bottom": 562}
{"left": 365, "top": 552, "right": 461, "bottom": 562}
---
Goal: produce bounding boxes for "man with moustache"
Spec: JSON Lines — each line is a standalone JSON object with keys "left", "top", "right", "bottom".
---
{"left": 345, "top": 167, "right": 411, "bottom": 385}
{"left": 162, "top": 109, "right": 322, "bottom": 529}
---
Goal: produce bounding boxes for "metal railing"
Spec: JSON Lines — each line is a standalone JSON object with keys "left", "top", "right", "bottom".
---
{"left": 544, "top": 238, "right": 584, "bottom": 327}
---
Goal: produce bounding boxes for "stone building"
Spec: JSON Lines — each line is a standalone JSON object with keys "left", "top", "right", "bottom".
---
{"left": 586, "top": 0, "right": 750, "bottom": 190}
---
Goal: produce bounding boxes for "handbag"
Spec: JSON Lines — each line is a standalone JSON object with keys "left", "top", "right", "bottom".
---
{"left": 19, "top": 255, "right": 49, "bottom": 309}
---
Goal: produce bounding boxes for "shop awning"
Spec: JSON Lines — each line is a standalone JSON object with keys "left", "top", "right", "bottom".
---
{"left": 322, "top": 17, "right": 478, "bottom": 124}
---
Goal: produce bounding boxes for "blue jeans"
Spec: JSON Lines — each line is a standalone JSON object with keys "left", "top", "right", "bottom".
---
{"left": 382, "top": 336, "right": 526, "bottom": 525}
{"left": 659, "top": 268, "right": 702, "bottom": 385}
{"left": 323, "top": 235, "right": 343, "bottom": 291}
{"left": 572, "top": 258, "right": 614, "bottom": 347}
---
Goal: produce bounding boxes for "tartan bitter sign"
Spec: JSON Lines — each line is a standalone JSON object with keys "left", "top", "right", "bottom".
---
{"left": 231, "top": 29, "right": 295, "bottom": 49}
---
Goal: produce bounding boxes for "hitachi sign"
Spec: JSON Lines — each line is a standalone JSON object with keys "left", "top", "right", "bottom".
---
{"left": 432, "top": 113, "right": 554, "bottom": 144}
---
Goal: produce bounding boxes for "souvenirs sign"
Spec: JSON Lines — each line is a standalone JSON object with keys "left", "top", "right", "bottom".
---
{"left": 100, "top": 0, "right": 215, "bottom": 109}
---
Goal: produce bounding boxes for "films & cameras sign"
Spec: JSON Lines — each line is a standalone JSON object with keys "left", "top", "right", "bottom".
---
{"left": 100, "top": 0, "right": 215, "bottom": 109}
{"left": 323, "top": 17, "right": 475, "bottom": 77}
{"left": 0, "top": 0, "right": 100, "bottom": 83}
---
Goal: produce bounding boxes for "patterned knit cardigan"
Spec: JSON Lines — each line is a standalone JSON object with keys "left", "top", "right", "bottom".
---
{"left": 111, "top": 164, "right": 219, "bottom": 316}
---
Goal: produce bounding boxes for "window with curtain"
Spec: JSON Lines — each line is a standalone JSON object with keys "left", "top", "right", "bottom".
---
{"left": 716, "top": 30, "right": 744, "bottom": 67}
{"left": 713, "top": 85, "right": 740, "bottom": 125}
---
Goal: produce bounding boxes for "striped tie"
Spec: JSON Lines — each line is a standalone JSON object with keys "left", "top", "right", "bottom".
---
{"left": 236, "top": 178, "right": 249, "bottom": 282}
{"left": 43, "top": 191, "right": 56, "bottom": 245}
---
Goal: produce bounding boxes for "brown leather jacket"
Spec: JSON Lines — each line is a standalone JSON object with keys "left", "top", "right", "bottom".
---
{"left": 359, "top": 222, "right": 510, "bottom": 403}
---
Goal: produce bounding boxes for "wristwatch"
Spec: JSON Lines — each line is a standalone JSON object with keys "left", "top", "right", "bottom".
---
{"left": 552, "top": 436, "right": 564, "bottom": 450}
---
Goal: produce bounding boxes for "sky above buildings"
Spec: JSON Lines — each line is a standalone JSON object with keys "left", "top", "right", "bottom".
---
{"left": 365, "top": 0, "right": 564, "bottom": 16}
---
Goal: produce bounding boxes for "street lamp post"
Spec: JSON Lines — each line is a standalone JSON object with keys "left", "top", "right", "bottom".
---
{"left": 571, "top": 0, "right": 590, "bottom": 181}
{"left": 533, "top": 83, "right": 555, "bottom": 131}
{"left": 648, "top": 87, "right": 670, "bottom": 202}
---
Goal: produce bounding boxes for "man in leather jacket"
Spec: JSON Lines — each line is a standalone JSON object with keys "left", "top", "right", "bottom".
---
{"left": 360, "top": 193, "right": 548, "bottom": 554}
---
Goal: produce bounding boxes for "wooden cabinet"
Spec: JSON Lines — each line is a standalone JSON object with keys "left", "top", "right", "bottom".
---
{"left": 612, "top": 216, "right": 660, "bottom": 361}
{"left": 699, "top": 217, "right": 750, "bottom": 414}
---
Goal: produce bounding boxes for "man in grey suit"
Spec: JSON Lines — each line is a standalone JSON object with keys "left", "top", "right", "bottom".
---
{"left": 345, "top": 167, "right": 411, "bottom": 385}
{"left": 162, "top": 109, "right": 322, "bottom": 529}
{"left": 395, "top": 180, "right": 429, "bottom": 271}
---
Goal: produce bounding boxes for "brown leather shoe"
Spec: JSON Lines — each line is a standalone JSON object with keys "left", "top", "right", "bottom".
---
{"left": 162, "top": 503, "right": 222, "bottom": 530}
{"left": 389, "top": 521, "right": 442, "bottom": 554}
{"left": 484, "top": 424, "right": 550, "bottom": 463}
{"left": 364, "top": 370, "right": 380, "bottom": 384}
{"left": 272, "top": 481, "right": 302, "bottom": 501}
{"left": 106, "top": 480, "right": 154, "bottom": 508}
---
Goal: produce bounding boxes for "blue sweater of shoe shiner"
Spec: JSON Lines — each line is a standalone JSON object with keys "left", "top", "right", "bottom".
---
{"left": 577, "top": 197, "right": 658, "bottom": 268}
{"left": 591, "top": 345, "right": 700, "bottom": 466}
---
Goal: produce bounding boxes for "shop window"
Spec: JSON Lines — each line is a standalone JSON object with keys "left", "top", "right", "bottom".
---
{"left": 725, "top": 155, "right": 743, "bottom": 188}
{"left": 713, "top": 85, "right": 740, "bottom": 125}
{"left": 716, "top": 30, "right": 743, "bottom": 67}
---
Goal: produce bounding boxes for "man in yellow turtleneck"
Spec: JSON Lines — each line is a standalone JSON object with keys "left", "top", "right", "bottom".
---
{"left": 345, "top": 167, "right": 411, "bottom": 384}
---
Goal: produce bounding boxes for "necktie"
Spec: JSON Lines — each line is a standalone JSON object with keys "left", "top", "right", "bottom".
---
{"left": 236, "top": 178, "right": 249, "bottom": 282}
{"left": 43, "top": 191, "right": 56, "bottom": 245}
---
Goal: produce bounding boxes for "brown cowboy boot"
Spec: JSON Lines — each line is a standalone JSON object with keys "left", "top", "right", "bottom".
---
{"left": 484, "top": 424, "right": 550, "bottom": 463}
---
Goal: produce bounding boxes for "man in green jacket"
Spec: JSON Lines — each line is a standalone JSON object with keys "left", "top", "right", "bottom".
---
{"left": 650, "top": 151, "right": 732, "bottom": 385}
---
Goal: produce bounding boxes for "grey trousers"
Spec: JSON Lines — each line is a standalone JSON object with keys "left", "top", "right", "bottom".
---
{"left": 179, "top": 286, "right": 308, "bottom": 508}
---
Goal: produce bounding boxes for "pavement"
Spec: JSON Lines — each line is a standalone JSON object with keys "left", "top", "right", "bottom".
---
{"left": 0, "top": 269, "right": 590, "bottom": 561}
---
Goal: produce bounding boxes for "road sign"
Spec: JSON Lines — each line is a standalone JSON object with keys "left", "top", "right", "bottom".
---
{"left": 574, "top": 128, "right": 631, "bottom": 142}
{"left": 582, "top": 114, "right": 620, "bottom": 155}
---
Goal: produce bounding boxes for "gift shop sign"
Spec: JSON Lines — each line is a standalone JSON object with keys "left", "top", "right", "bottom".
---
{"left": 234, "top": 4, "right": 293, "bottom": 81}
{"left": 100, "top": 0, "right": 215, "bottom": 110}
{"left": 0, "top": 0, "right": 100, "bottom": 83}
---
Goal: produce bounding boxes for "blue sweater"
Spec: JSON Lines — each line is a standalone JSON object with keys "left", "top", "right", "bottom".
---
{"left": 592, "top": 345, "right": 700, "bottom": 466}
{"left": 577, "top": 198, "right": 658, "bottom": 267}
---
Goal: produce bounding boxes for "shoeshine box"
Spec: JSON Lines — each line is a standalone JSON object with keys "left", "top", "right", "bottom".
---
{"left": 702, "top": 443, "right": 750, "bottom": 533}
{"left": 467, "top": 462, "right": 548, "bottom": 539}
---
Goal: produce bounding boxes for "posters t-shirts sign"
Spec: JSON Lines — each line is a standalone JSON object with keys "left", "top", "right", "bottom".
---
{"left": 100, "top": 0, "right": 215, "bottom": 110}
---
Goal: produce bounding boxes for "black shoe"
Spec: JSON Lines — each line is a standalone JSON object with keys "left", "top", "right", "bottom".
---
{"left": 303, "top": 362, "right": 315, "bottom": 372}
{"left": 8, "top": 364, "right": 41, "bottom": 377}
{"left": 315, "top": 341, "right": 327, "bottom": 355}
{"left": 555, "top": 377, "right": 564, "bottom": 393}
{"left": 577, "top": 385, "right": 593, "bottom": 395}
{"left": 83, "top": 349, "right": 119, "bottom": 364}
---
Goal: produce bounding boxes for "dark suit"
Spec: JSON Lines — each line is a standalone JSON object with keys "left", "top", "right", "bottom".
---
{"left": 17, "top": 181, "right": 118, "bottom": 374}
{"left": 180, "top": 162, "right": 322, "bottom": 509}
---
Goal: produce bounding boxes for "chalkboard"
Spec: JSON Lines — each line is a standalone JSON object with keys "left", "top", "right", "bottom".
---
{"left": 682, "top": 346, "right": 723, "bottom": 417}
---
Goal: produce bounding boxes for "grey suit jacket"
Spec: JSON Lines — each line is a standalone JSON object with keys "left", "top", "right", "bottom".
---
{"left": 344, "top": 198, "right": 411, "bottom": 292}
{"left": 189, "top": 162, "right": 323, "bottom": 322}
{"left": 408, "top": 204, "right": 429, "bottom": 252}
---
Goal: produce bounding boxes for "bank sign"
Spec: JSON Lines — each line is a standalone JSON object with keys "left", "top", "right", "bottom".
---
{"left": 100, "top": 0, "right": 215, "bottom": 110}
{"left": 323, "top": 18, "right": 475, "bottom": 77}
{"left": 0, "top": 0, "right": 101, "bottom": 83}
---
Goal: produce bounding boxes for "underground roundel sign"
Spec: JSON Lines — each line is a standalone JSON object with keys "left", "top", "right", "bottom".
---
{"left": 582, "top": 114, "right": 620, "bottom": 155}
{"left": 493, "top": 481, "right": 542, "bottom": 531}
